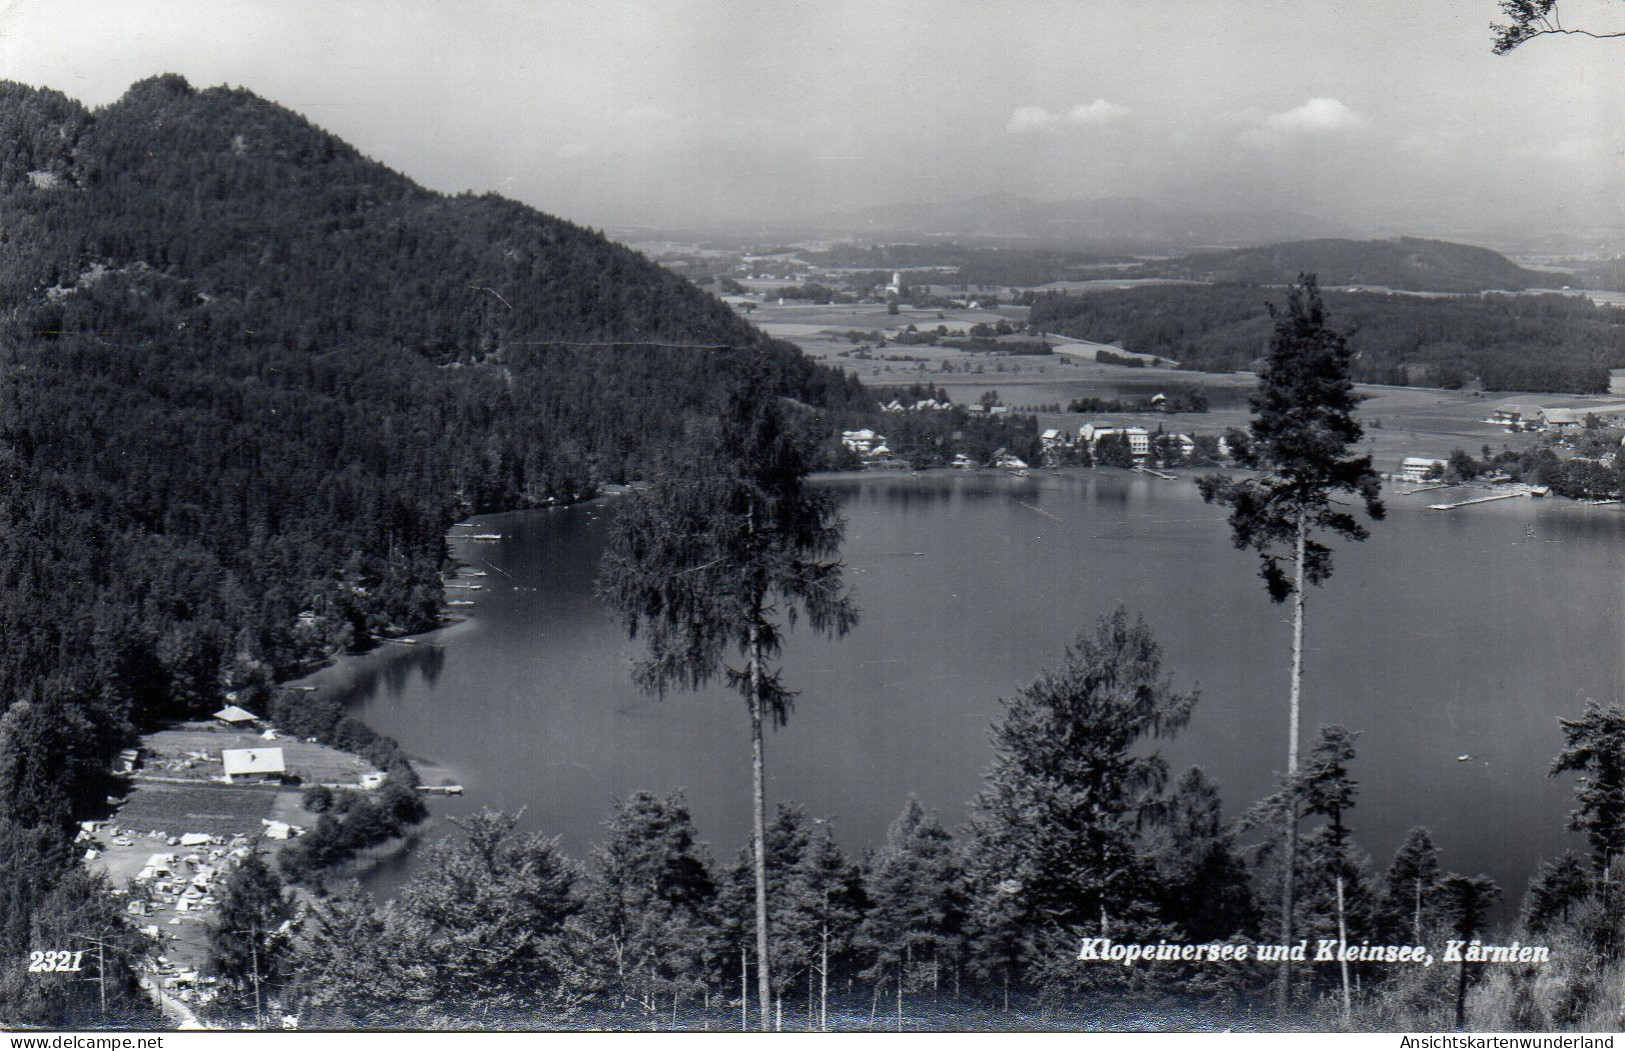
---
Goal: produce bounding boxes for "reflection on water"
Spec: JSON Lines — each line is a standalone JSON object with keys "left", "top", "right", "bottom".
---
{"left": 328, "top": 473, "right": 1625, "bottom": 912}
{"left": 321, "top": 644, "right": 448, "bottom": 709}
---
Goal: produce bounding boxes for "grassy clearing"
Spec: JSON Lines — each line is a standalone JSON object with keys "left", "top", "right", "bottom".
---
{"left": 142, "top": 722, "right": 376, "bottom": 785}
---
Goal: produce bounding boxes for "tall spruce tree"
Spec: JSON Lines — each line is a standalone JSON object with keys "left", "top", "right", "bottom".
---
{"left": 781, "top": 822, "right": 867, "bottom": 1030}
{"left": 1150, "top": 768, "right": 1255, "bottom": 942}
{"left": 713, "top": 802, "right": 816, "bottom": 1025}
{"left": 1438, "top": 874, "right": 1501, "bottom": 1029}
{"left": 973, "top": 610, "right": 1195, "bottom": 953}
{"left": 1299, "top": 726, "right": 1361, "bottom": 1022}
{"left": 584, "top": 791, "right": 716, "bottom": 1018}
{"left": 1381, "top": 827, "right": 1443, "bottom": 943}
{"left": 1197, "top": 274, "right": 1383, "bottom": 1011}
{"left": 856, "top": 798, "right": 965, "bottom": 1029}
{"left": 1522, "top": 851, "right": 1592, "bottom": 933}
{"left": 209, "top": 851, "right": 295, "bottom": 1026}
{"left": 598, "top": 362, "right": 858, "bottom": 1030}
{"left": 1551, "top": 701, "right": 1625, "bottom": 879}
{"left": 962, "top": 829, "right": 1034, "bottom": 1013}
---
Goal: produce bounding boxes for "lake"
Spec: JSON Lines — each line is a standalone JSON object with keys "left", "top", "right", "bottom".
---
{"left": 317, "top": 471, "right": 1625, "bottom": 910}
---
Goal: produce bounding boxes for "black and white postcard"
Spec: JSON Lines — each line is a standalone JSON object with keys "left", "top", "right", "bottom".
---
{"left": 1, "top": 0, "right": 1622, "bottom": 1040}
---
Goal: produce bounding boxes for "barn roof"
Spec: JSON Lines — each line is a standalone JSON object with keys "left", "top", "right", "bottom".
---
{"left": 221, "top": 748, "right": 285, "bottom": 777}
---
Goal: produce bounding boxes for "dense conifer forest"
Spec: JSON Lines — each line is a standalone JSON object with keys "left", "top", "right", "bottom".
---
{"left": 4, "top": 75, "right": 1624, "bottom": 1034}
{"left": 0, "top": 74, "right": 863, "bottom": 1026}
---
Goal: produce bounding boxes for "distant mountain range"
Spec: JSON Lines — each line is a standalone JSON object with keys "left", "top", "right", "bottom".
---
{"left": 1135, "top": 237, "right": 1557, "bottom": 294}
{"left": 800, "top": 191, "right": 1347, "bottom": 250}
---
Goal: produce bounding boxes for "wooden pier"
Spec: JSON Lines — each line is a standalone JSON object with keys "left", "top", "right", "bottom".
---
{"left": 1426, "top": 491, "right": 1526, "bottom": 511}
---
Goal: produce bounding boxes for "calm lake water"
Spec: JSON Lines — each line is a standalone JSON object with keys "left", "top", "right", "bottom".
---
{"left": 322, "top": 472, "right": 1625, "bottom": 908}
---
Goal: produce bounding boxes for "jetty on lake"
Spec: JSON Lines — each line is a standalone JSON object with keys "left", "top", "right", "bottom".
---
{"left": 1427, "top": 490, "right": 1528, "bottom": 511}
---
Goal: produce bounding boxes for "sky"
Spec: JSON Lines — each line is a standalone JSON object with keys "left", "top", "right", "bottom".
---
{"left": 1, "top": 0, "right": 1621, "bottom": 240}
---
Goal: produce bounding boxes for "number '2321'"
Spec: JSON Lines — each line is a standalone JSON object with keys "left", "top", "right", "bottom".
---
{"left": 28, "top": 950, "right": 85, "bottom": 972}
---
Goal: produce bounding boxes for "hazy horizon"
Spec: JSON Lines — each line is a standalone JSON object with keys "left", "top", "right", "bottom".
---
{"left": 2, "top": 0, "right": 1621, "bottom": 245}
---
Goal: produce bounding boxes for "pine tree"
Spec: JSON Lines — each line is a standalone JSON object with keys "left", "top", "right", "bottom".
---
{"left": 856, "top": 798, "right": 966, "bottom": 1029}
{"left": 969, "top": 608, "right": 1196, "bottom": 990}
{"left": 1551, "top": 701, "right": 1625, "bottom": 879}
{"left": 598, "top": 362, "right": 858, "bottom": 1030}
{"left": 1300, "top": 726, "right": 1360, "bottom": 1022}
{"left": 1197, "top": 275, "right": 1383, "bottom": 1012}
{"left": 397, "top": 810, "right": 584, "bottom": 1023}
{"left": 1381, "top": 827, "right": 1443, "bottom": 942}
{"left": 1438, "top": 874, "right": 1502, "bottom": 1029}
{"left": 1150, "top": 768, "right": 1255, "bottom": 942}
{"left": 298, "top": 887, "right": 427, "bottom": 1027}
{"left": 1522, "top": 851, "right": 1591, "bottom": 933}
{"left": 962, "top": 831, "right": 1033, "bottom": 1014}
{"left": 209, "top": 851, "right": 295, "bottom": 1026}
{"left": 15, "top": 867, "right": 158, "bottom": 1028}
{"left": 781, "top": 822, "right": 866, "bottom": 1030}
{"left": 1093, "top": 433, "right": 1135, "bottom": 469}
{"left": 712, "top": 802, "right": 815, "bottom": 1026}
{"left": 583, "top": 791, "right": 716, "bottom": 1018}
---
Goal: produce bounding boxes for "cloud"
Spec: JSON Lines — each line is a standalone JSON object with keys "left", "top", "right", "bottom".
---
{"left": 1262, "top": 97, "right": 1367, "bottom": 133}
{"left": 557, "top": 140, "right": 595, "bottom": 159}
{"left": 1067, "top": 99, "right": 1130, "bottom": 126}
{"left": 1007, "top": 99, "right": 1129, "bottom": 133}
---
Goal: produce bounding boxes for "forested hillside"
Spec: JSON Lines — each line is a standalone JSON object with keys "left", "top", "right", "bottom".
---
{"left": 1030, "top": 284, "right": 1625, "bottom": 392}
{"left": 0, "top": 75, "right": 863, "bottom": 1025}
{"left": 1136, "top": 237, "right": 1550, "bottom": 293}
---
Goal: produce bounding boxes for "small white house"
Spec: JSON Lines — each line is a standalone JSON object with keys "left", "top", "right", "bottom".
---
{"left": 213, "top": 705, "right": 258, "bottom": 726}
{"left": 221, "top": 748, "right": 286, "bottom": 783}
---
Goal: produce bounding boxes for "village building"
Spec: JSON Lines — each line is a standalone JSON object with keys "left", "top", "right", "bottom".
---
{"left": 221, "top": 747, "right": 286, "bottom": 783}
{"left": 1078, "top": 422, "right": 1152, "bottom": 458}
{"left": 212, "top": 704, "right": 259, "bottom": 726}
{"left": 840, "top": 429, "right": 885, "bottom": 455}
{"left": 880, "top": 398, "right": 950, "bottom": 413}
{"left": 1398, "top": 457, "right": 1448, "bottom": 482}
